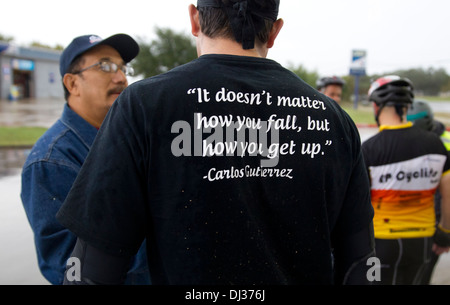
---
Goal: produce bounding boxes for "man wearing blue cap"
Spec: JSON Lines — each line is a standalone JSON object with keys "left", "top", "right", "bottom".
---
{"left": 21, "top": 33, "right": 150, "bottom": 285}
{"left": 57, "top": 1, "right": 375, "bottom": 285}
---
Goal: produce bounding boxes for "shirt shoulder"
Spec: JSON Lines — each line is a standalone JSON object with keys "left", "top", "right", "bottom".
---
{"left": 23, "top": 119, "right": 89, "bottom": 170}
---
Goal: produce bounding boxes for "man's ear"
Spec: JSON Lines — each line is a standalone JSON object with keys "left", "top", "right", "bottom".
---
{"left": 189, "top": 4, "right": 200, "bottom": 37}
{"left": 372, "top": 102, "right": 378, "bottom": 111}
{"left": 63, "top": 74, "right": 79, "bottom": 97}
{"left": 267, "top": 18, "right": 284, "bottom": 49}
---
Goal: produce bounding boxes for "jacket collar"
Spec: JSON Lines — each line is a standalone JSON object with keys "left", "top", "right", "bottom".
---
{"left": 60, "top": 103, "right": 98, "bottom": 148}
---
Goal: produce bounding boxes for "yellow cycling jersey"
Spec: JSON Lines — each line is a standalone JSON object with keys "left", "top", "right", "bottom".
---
{"left": 370, "top": 155, "right": 447, "bottom": 238}
{"left": 362, "top": 123, "right": 450, "bottom": 239}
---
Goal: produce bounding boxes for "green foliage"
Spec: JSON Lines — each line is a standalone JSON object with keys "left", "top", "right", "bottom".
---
{"left": 0, "top": 33, "right": 14, "bottom": 42}
{"left": 392, "top": 67, "right": 450, "bottom": 96}
{"left": 132, "top": 27, "right": 198, "bottom": 78}
{"left": 287, "top": 63, "right": 319, "bottom": 88}
{"left": 342, "top": 75, "right": 373, "bottom": 103}
{"left": 29, "top": 41, "right": 64, "bottom": 51}
{"left": 0, "top": 127, "right": 47, "bottom": 147}
{"left": 441, "top": 79, "right": 450, "bottom": 93}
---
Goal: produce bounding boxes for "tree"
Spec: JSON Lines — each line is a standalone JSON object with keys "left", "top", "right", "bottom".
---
{"left": 392, "top": 68, "right": 449, "bottom": 96}
{"left": 441, "top": 79, "right": 450, "bottom": 93}
{"left": 0, "top": 33, "right": 14, "bottom": 42}
{"left": 287, "top": 63, "right": 319, "bottom": 88}
{"left": 342, "top": 75, "right": 373, "bottom": 104}
{"left": 29, "top": 41, "right": 64, "bottom": 51}
{"left": 132, "top": 27, "right": 198, "bottom": 78}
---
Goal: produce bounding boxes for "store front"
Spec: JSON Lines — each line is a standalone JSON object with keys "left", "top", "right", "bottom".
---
{"left": 11, "top": 58, "right": 34, "bottom": 99}
{"left": 0, "top": 42, "right": 62, "bottom": 100}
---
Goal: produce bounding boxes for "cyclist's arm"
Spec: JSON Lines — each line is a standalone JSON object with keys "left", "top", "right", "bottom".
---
{"left": 434, "top": 172, "right": 450, "bottom": 255}
{"left": 439, "top": 172, "right": 450, "bottom": 229}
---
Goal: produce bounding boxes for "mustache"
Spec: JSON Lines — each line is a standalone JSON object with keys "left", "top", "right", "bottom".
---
{"left": 107, "top": 86, "right": 127, "bottom": 96}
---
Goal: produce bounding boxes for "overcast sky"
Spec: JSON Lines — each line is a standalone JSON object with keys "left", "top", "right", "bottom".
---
{"left": 2, "top": 0, "right": 449, "bottom": 77}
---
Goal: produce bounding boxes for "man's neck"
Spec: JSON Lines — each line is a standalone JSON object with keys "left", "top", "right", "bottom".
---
{"left": 377, "top": 106, "right": 408, "bottom": 127}
{"left": 197, "top": 36, "right": 268, "bottom": 58}
{"left": 378, "top": 117, "right": 406, "bottom": 126}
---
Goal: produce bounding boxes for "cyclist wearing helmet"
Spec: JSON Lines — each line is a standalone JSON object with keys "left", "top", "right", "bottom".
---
{"left": 362, "top": 75, "right": 450, "bottom": 285}
{"left": 316, "top": 76, "right": 345, "bottom": 104}
{"left": 408, "top": 100, "right": 450, "bottom": 150}
{"left": 407, "top": 100, "right": 450, "bottom": 284}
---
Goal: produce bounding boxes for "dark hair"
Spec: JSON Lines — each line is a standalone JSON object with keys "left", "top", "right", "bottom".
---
{"left": 62, "top": 56, "right": 85, "bottom": 101}
{"left": 198, "top": 0, "right": 274, "bottom": 47}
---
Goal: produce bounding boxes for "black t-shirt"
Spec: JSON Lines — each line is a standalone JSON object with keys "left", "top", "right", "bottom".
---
{"left": 57, "top": 54, "right": 373, "bottom": 284}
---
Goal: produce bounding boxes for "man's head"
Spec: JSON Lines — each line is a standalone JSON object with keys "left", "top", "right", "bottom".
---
{"left": 190, "top": 0, "right": 283, "bottom": 56}
{"left": 316, "top": 76, "right": 345, "bottom": 104}
{"left": 60, "top": 34, "right": 139, "bottom": 128}
{"left": 368, "top": 75, "right": 414, "bottom": 125}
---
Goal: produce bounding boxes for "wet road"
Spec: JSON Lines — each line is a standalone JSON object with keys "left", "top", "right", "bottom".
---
{"left": 0, "top": 98, "right": 64, "bottom": 128}
{"left": 0, "top": 98, "right": 449, "bottom": 285}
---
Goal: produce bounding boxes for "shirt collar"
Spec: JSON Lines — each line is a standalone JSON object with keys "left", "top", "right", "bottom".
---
{"left": 379, "top": 121, "right": 413, "bottom": 132}
{"left": 60, "top": 103, "right": 98, "bottom": 148}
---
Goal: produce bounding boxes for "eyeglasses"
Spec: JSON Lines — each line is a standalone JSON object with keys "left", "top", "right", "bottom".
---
{"left": 73, "top": 61, "right": 135, "bottom": 76}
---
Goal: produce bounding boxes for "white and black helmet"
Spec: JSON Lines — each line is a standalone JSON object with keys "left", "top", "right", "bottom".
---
{"left": 369, "top": 75, "right": 415, "bottom": 125}
{"left": 368, "top": 75, "right": 414, "bottom": 106}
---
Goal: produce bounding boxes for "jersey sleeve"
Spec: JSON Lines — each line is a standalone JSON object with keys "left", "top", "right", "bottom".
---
{"left": 56, "top": 91, "right": 148, "bottom": 257}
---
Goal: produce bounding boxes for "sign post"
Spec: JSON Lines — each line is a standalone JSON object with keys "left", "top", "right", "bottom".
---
{"left": 349, "top": 50, "right": 367, "bottom": 109}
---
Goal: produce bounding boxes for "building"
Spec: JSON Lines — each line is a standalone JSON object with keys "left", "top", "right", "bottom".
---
{"left": 0, "top": 41, "right": 63, "bottom": 100}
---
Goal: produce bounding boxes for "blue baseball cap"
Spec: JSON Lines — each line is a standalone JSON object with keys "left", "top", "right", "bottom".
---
{"left": 59, "top": 33, "right": 139, "bottom": 77}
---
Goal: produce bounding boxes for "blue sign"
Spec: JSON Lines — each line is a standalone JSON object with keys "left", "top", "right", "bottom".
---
{"left": 11, "top": 59, "right": 35, "bottom": 71}
{"left": 350, "top": 50, "right": 367, "bottom": 76}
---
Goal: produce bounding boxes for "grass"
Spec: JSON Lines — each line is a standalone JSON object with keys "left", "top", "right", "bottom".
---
{"left": 342, "top": 102, "right": 376, "bottom": 125}
{"left": 0, "top": 126, "right": 47, "bottom": 147}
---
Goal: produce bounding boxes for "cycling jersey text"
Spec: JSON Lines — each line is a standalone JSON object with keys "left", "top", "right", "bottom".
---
{"left": 379, "top": 168, "right": 440, "bottom": 184}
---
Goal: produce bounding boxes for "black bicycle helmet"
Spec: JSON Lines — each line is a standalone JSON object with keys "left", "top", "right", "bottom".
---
{"left": 316, "top": 76, "right": 345, "bottom": 90}
{"left": 368, "top": 75, "right": 414, "bottom": 125}
{"left": 368, "top": 75, "right": 414, "bottom": 106}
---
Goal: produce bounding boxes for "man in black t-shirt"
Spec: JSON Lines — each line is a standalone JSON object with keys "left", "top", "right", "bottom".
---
{"left": 57, "top": 0, "right": 375, "bottom": 285}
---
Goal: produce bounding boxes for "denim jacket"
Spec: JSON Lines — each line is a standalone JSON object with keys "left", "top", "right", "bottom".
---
{"left": 21, "top": 104, "right": 150, "bottom": 285}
